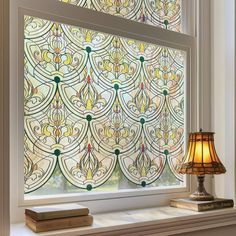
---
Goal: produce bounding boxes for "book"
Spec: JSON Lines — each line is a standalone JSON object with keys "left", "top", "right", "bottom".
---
{"left": 25, "top": 215, "right": 93, "bottom": 233}
{"left": 170, "top": 198, "right": 234, "bottom": 212}
{"left": 25, "top": 203, "right": 89, "bottom": 221}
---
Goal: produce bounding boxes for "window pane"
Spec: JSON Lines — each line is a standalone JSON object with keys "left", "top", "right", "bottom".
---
{"left": 59, "top": 0, "right": 182, "bottom": 32}
{"left": 24, "top": 15, "right": 185, "bottom": 195}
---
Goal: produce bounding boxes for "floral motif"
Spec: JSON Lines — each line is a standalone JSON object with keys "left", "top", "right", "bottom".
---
{"left": 98, "top": 37, "right": 136, "bottom": 84}
{"left": 129, "top": 144, "right": 156, "bottom": 178}
{"left": 97, "top": 97, "right": 133, "bottom": 147}
{"left": 72, "top": 144, "right": 102, "bottom": 180}
{"left": 71, "top": 68, "right": 106, "bottom": 111}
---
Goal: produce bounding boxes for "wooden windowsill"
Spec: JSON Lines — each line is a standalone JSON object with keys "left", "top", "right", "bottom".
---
{"left": 11, "top": 206, "right": 236, "bottom": 236}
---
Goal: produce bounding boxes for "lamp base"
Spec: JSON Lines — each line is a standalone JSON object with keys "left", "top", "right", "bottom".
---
{"left": 190, "top": 175, "right": 214, "bottom": 201}
{"left": 190, "top": 191, "right": 214, "bottom": 201}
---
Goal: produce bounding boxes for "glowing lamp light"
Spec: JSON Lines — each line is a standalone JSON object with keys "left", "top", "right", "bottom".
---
{"left": 176, "top": 130, "right": 226, "bottom": 201}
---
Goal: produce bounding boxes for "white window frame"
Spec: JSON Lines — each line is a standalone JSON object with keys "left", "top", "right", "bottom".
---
{"left": 10, "top": 0, "right": 197, "bottom": 223}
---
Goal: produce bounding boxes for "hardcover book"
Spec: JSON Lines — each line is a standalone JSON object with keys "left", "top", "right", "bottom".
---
{"left": 25, "top": 215, "right": 93, "bottom": 233}
{"left": 170, "top": 198, "right": 234, "bottom": 212}
{"left": 25, "top": 203, "right": 89, "bottom": 221}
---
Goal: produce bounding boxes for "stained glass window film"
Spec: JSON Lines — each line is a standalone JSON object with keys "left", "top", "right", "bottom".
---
{"left": 59, "top": 0, "right": 182, "bottom": 32}
{"left": 24, "top": 15, "right": 185, "bottom": 194}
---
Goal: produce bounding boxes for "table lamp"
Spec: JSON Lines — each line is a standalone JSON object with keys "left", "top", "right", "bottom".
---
{"left": 176, "top": 130, "right": 226, "bottom": 201}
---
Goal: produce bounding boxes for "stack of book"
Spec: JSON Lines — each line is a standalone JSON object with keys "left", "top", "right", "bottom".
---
{"left": 25, "top": 203, "right": 93, "bottom": 233}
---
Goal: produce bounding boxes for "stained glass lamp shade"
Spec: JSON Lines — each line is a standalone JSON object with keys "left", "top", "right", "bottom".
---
{"left": 176, "top": 131, "right": 226, "bottom": 201}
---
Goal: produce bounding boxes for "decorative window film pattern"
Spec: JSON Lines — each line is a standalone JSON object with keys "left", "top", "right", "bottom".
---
{"left": 59, "top": 0, "right": 182, "bottom": 32}
{"left": 24, "top": 15, "right": 185, "bottom": 193}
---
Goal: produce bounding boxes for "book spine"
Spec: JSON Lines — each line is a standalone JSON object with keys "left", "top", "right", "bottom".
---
{"left": 25, "top": 210, "right": 37, "bottom": 221}
{"left": 199, "top": 200, "right": 234, "bottom": 211}
{"left": 26, "top": 215, "right": 93, "bottom": 233}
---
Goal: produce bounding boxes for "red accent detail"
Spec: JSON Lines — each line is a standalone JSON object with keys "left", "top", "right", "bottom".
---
{"left": 87, "top": 75, "right": 91, "bottom": 84}
{"left": 142, "top": 144, "right": 145, "bottom": 152}
{"left": 141, "top": 82, "right": 144, "bottom": 90}
{"left": 116, "top": 0, "right": 121, "bottom": 6}
{"left": 88, "top": 144, "right": 91, "bottom": 153}
{"left": 142, "top": 15, "right": 145, "bottom": 22}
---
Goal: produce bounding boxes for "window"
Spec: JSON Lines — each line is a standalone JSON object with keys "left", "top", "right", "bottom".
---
{"left": 11, "top": 0, "right": 196, "bottom": 222}
{"left": 60, "top": 0, "right": 182, "bottom": 32}
{"left": 24, "top": 15, "right": 185, "bottom": 195}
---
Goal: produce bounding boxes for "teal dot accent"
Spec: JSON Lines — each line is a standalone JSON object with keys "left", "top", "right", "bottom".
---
{"left": 163, "top": 90, "right": 168, "bottom": 96}
{"left": 54, "top": 76, "right": 60, "bottom": 84}
{"left": 86, "top": 184, "right": 92, "bottom": 191}
{"left": 86, "top": 46, "right": 92, "bottom": 53}
{"left": 54, "top": 149, "right": 61, "bottom": 157}
{"left": 164, "top": 20, "right": 169, "bottom": 28}
{"left": 164, "top": 149, "right": 169, "bottom": 155}
{"left": 140, "top": 118, "right": 145, "bottom": 125}
{"left": 114, "top": 84, "right": 119, "bottom": 91}
{"left": 115, "top": 149, "right": 120, "bottom": 156}
{"left": 86, "top": 115, "right": 92, "bottom": 122}
{"left": 140, "top": 56, "right": 145, "bottom": 62}
{"left": 141, "top": 181, "right": 146, "bottom": 187}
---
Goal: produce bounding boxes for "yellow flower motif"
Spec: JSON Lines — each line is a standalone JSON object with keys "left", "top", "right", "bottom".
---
{"left": 85, "top": 31, "right": 92, "bottom": 43}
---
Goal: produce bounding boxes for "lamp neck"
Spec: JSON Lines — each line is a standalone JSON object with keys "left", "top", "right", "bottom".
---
{"left": 190, "top": 175, "right": 214, "bottom": 201}
{"left": 197, "top": 175, "right": 205, "bottom": 192}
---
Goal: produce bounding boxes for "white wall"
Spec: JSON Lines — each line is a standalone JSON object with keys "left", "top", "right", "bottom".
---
{"left": 211, "top": 0, "right": 236, "bottom": 200}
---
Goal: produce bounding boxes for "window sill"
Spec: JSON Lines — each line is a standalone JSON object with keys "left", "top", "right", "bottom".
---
{"left": 11, "top": 206, "right": 236, "bottom": 236}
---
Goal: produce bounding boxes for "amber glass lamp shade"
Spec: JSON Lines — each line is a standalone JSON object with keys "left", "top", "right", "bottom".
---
{"left": 178, "top": 132, "right": 226, "bottom": 175}
{"left": 176, "top": 131, "right": 226, "bottom": 201}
